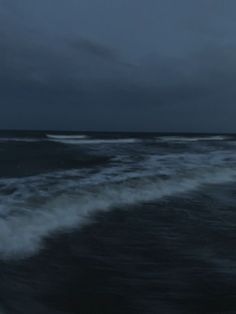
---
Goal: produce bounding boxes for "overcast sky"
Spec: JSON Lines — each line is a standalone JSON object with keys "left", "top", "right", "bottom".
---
{"left": 1, "top": 0, "right": 236, "bottom": 132}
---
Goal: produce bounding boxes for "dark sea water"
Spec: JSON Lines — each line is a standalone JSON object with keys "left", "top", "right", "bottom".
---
{"left": 0, "top": 131, "right": 236, "bottom": 314}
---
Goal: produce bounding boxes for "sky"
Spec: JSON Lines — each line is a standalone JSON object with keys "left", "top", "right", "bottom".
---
{"left": 1, "top": 0, "right": 236, "bottom": 132}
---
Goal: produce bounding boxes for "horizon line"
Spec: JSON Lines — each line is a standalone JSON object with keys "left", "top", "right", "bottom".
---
{"left": 0, "top": 129, "right": 235, "bottom": 136}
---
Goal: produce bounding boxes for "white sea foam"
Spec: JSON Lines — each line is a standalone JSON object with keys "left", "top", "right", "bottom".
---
{"left": 156, "top": 135, "right": 231, "bottom": 143}
{"left": 46, "top": 134, "right": 89, "bottom": 140}
{"left": 0, "top": 149, "right": 236, "bottom": 259}
{"left": 0, "top": 150, "right": 234, "bottom": 210}
{"left": 48, "top": 138, "right": 138, "bottom": 145}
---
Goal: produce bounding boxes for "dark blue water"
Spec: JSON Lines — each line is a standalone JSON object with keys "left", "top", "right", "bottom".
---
{"left": 0, "top": 131, "right": 236, "bottom": 313}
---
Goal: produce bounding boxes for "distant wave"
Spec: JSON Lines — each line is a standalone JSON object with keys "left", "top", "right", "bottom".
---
{"left": 46, "top": 134, "right": 89, "bottom": 140}
{"left": 156, "top": 135, "right": 231, "bottom": 142}
{"left": 48, "top": 138, "right": 138, "bottom": 145}
{"left": 0, "top": 138, "right": 41, "bottom": 143}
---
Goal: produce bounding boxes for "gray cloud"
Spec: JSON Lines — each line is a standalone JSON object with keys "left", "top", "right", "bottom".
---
{"left": 1, "top": 0, "right": 236, "bottom": 132}
{"left": 68, "top": 38, "right": 119, "bottom": 62}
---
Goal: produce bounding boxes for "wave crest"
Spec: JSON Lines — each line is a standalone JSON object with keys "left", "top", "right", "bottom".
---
{"left": 48, "top": 138, "right": 138, "bottom": 145}
{"left": 46, "top": 134, "right": 89, "bottom": 140}
{"left": 156, "top": 135, "right": 231, "bottom": 142}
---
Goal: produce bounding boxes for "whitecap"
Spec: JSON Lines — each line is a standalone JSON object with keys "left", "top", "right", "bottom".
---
{"left": 46, "top": 134, "right": 89, "bottom": 140}
{"left": 48, "top": 138, "right": 138, "bottom": 145}
{"left": 156, "top": 135, "right": 231, "bottom": 143}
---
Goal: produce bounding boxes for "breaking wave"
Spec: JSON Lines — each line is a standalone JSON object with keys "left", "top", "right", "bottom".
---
{"left": 46, "top": 134, "right": 89, "bottom": 140}
{"left": 156, "top": 135, "right": 231, "bottom": 142}
{"left": 0, "top": 158, "right": 236, "bottom": 259}
{"left": 48, "top": 138, "right": 138, "bottom": 145}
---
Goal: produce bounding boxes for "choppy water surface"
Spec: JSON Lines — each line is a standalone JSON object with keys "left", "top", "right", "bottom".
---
{"left": 0, "top": 131, "right": 236, "bottom": 313}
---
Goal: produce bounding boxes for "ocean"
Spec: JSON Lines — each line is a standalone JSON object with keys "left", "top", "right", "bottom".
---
{"left": 0, "top": 131, "right": 236, "bottom": 314}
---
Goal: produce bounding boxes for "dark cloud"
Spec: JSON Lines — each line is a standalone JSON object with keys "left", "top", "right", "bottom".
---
{"left": 1, "top": 0, "right": 236, "bottom": 132}
{"left": 68, "top": 38, "right": 119, "bottom": 62}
